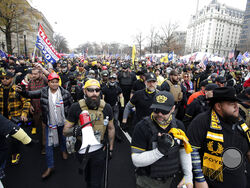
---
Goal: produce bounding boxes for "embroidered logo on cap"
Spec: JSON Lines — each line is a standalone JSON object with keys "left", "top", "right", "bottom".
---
{"left": 156, "top": 95, "right": 168, "bottom": 103}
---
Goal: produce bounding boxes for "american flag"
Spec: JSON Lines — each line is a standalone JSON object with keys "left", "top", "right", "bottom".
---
{"left": 198, "top": 54, "right": 207, "bottom": 70}
{"left": 189, "top": 53, "right": 197, "bottom": 62}
{"left": 79, "top": 56, "right": 85, "bottom": 62}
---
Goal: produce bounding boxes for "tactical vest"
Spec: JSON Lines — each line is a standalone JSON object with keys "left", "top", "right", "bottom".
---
{"left": 138, "top": 117, "right": 181, "bottom": 178}
{"left": 78, "top": 99, "right": 106, "bottom": 141}
{"left": 166, "top": 80, "right": 183, "bottom": 102}
{"left": 239, "top": 104, "right": 250, "bottom": 127}
{"left": 120, "top": 72, "right": 133, "bottom": 86}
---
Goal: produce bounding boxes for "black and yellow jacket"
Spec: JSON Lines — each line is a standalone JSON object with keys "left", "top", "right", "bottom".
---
{"left": 0, "top": 84, "right": 30, "bottom": 119}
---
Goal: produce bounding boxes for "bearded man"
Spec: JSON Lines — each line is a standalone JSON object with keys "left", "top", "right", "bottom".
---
{"left": 187, "top": 87, "right": 250, "bottom": 188}
{"left": 63, "top": 79, "right": 115, "bottom": 188}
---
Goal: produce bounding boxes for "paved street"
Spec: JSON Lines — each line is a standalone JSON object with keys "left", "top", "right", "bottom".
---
{"left": 2, "top": 127, "right": 136, "bottom": 188}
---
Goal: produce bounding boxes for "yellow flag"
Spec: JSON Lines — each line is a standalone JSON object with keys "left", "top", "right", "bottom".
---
{"left": 132, "top": 45, "right": 136, "bottom": 66}
{"left": 160, "top": 54, "right": 169, "bottom": 63}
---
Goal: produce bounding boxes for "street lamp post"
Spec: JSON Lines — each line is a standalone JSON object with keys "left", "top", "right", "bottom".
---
{"left": 23, "top": 31, "right": 27, "bottom": 57}
{"left": 16, "top": 19, "right": 20, "bottom": 56}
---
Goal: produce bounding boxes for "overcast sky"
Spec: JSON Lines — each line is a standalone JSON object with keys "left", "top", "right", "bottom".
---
{"left": 30, "top": 0, "right": 247, "bottom": 49}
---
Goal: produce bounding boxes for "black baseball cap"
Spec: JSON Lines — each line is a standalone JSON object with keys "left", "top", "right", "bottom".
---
{"left": 150, "top": 91, "right": 175, "bottom": 111}
{"left": 205, "top": 83, "right": 218, "bottom": 91}
{"left": 215, "top": 76, "right": 226, "bottom": 83}
{"left": 145, "top": 73, "right": 157, "bottom": 82}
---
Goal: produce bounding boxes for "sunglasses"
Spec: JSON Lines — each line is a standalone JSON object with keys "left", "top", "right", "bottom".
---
{"left": 153, "top": 108, "right": 170, "bottom": 115}
{"left": 1, "top": 77, "right": 11, "bottom": 80}
{"left": 86, "top": 88, "right": 101, "bottom": 93}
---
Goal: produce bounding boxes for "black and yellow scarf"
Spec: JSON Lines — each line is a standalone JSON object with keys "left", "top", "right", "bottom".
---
{"left": 203, "top": 109, "right": 224, "bottom": 182}
{"left": 203, "top": 110, "right": 250, "bottom": 182}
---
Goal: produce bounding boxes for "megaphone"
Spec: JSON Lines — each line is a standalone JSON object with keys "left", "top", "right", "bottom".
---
{"left": 78, "top": 110, "right": 103, "bottom": 154}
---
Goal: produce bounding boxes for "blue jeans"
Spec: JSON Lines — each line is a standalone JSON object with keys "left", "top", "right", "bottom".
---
{"left": 45, "top": 126, "right": 66, "bottom": 168}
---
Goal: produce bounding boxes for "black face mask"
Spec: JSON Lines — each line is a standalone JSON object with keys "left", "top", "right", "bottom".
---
{"left": 85, "top": 95, "right": 101, "bottom": 110}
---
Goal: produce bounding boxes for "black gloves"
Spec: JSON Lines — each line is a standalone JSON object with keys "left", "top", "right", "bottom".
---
{"left": 121, "top": 122, "right": 129, "bottom": 132}
{"left": 73, "top": 125, "right": 82, "bottom": 137}
{"left": 157, "top": 133, "right": 174, "bottom": 155}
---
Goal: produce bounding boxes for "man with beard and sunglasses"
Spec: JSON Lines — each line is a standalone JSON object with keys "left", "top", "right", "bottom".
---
{"left": 187, "top": 87, "right": 250, "bottom": 188}
{"left": 63, "top": 79, "right": 115, "bottom": 188}
{"left": 131, "top": 91, "right": 193, "bottom": 188}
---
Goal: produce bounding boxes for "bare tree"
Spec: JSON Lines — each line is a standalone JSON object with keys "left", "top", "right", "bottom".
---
{"left": 53, "top": 33, "right": 69, "bottom": 53}
{"left": 0, "top": 0, "right": 40, "bottom": 54}
{"left": 158, "top": 22, "right": 179, "bottom": 52}
{"left": 147, "top": 26, "right": 160, "bottom": 53}
{"left": 135, "top": 32, "right": 145, "bottom": 57}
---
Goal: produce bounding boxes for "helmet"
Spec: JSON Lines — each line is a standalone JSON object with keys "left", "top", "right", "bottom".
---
{"left": 101, "top": 70, "right": 109, "bottom": 77}
{"left": 109, "top": 73, "right": 117, "bottom": 79}
{"left": 121, "top": 63, "right": 129, "bottom": 69}
{"left": 102, "top": 66, "right": 108, "bottom": 70}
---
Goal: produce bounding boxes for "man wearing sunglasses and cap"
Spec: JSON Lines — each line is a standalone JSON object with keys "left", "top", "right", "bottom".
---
{"left": 63, "top": 79, "right": 115, "bottom": 188}
{"left": 131, "top": 91, "right": 193, "bottom": 188}
{"left": 187, "top": 87, "right": 250, "bottom": 188}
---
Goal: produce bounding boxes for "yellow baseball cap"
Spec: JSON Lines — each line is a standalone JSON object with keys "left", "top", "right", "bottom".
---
{"left": 84, "top": 79, "right": 100, "bottom": 88}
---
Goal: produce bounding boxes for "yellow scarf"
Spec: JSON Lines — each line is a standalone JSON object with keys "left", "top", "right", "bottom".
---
{"left": 168, "top": 128, "right": 193, "bottom": 154}
{"left": 203, "top": 109, "right": 224, "bottom": 182}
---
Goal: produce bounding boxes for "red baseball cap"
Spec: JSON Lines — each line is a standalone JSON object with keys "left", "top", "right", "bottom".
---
{"left": 48, "top": 72, "right": 60, "bottom": 81}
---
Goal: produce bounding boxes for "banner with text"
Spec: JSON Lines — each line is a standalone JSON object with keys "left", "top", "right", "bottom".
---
{"left": 36, "top": 24, "right": 61, "bottom": 64}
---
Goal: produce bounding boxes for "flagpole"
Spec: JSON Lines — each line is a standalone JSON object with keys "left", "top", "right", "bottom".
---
{"left": 32, "top": 22, "right": 40, "bottom": 62}
{"left": 32, "top": 45, "right": 36, "bottom": 62}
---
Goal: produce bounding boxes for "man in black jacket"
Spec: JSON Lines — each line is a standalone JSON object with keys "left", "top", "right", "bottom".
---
{"left": 17, "top": 72, "right": 73, "bottom": 179}
{"left": 183, "top": 83, "right": 218, "bottom": 128}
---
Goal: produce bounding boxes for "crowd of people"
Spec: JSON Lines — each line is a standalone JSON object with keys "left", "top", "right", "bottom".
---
{"left": 0, "top": 54, "right": 249, "bottom": 188}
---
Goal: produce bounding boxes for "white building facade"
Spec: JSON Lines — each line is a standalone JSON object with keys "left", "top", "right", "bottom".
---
{"left": 185, "top": 0, "right": 244, "bottom": 57}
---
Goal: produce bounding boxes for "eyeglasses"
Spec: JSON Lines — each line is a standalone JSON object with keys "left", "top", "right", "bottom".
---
{"left": 153, "top": 108, "right": 170, "bottom": 115}
{"left": 86, "top": 88, "right": 101, "bottom": 93}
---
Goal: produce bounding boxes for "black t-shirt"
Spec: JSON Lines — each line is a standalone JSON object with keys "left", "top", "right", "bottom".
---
{"left": 132, "top": 79, "right": 145, "bottom": 93}
{"left": 132, "top": 118, "right": 186, "bottom": 151}
{"left": 66, "top": 101, "right": 113, "bottom": 124}
{"left": 130, "top": 89, "right": 156, "bottom": 121}
{"left": 187, "top": 110, "right": 249, "bottom": 188}
{"left": 102, "top": 85, "right": 122, "bottom": 107}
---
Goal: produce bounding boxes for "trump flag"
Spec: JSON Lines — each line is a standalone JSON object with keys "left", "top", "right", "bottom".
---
{"left": 36, "top": 24, "right": 61, "bottom": 64}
